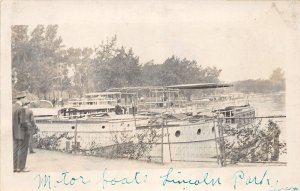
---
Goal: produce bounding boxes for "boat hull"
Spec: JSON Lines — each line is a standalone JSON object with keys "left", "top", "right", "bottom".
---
{"left": 35, "top": 118, "right": 224, "bottom": 162}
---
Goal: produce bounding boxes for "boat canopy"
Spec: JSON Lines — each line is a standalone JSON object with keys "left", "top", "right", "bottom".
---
{"left": 85, "top": 92, "right": 121, "bottom": 96}
{"left": 107, "top": 86, "right": 176, "bottom": 92}
{"left": 29, "top": 100, "right": 54, "bottom": 108}
{"left": 166, "top": 83, "right": 233, "bottom": 89}
{"left": 108, "top": 83, "right": 233, "bottom": 92}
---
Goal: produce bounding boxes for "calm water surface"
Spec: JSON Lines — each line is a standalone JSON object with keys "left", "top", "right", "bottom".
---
{"left": 249, "top": 93, "right": 285, "bottom": 116}
{"left": 248, "top": 93, "right": 286, "bottom": 135}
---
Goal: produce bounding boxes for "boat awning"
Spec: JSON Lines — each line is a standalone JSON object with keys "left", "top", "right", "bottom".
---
{"left": 165, "top": 83, "right": 233, "bottom": 89}
{"left": 85, "top": 92, "right": 121, "bottom": 96}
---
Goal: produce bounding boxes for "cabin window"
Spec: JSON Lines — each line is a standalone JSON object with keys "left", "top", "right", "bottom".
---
{"left": 212, "top": 127, "right": 215, "bottom": 133}
{"left": 127, "top": 124, "right": 130, "bottom": 127}
{"left": 71, "top": 126, "right": 75, "bottom": 130}
{"left": 66, "top": 141, "right": 70, "bottom": 150}
{"left": 76, "top": 142, "right": 80, "bottom": 148}
{"left": 102, "top": 125, "right": 105, "bottom": 129}
{"left": 242, "top": 114, "right": 245, "bottom": 124}
{"left": 236, "top": 116, "right": 240, "bottom": 124}
{"left": 225, "top": 111, "right": 230, "bottom": 123}
{"left": 175, "top": 130, "right": 181, "bottom": 137}
{"left": 197, "top": 129, "right": 202, "bottom": 135}
{"left": 246, "top": 113, "right": 250, "bottom": 123}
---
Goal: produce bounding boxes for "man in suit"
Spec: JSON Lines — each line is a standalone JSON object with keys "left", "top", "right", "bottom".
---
{"left": 12, "top": 91, "right": 30, "bottom": 172}
{"left": 23, "top": 101, "right": 36, "bottom": 154}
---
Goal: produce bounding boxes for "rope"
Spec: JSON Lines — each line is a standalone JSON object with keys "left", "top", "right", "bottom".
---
{"left": 141, "top": 136, "right": 230, "bottom": 145}
{"left": 218, "top": 115, "right": 286, "bottom": 119}
{"left": 171, "top": 159, "right": 217, "bottom": 163}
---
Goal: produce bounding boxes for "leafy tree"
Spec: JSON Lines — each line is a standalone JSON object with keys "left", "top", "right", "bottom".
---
{"left": 92, "top": 36, "right": 141, "bottom": 91}
{"left": 234, "top": 79, "right": 273, "bottom": 93}
{"left": 223, "top": 120, "right": 285, "bottom": 163}
{"left": 11, "top": 25, "right": 32, "bottom": 92}
{"left": 159, "top": 56, "right": 202, "bottom": 86}
{"left": 12, "top": 28, "right": 223, "bottom": 99}
{"left": 269, "top": 67, "right": 285, "bottom": 91}
{"left": 67, "top": 47, "right": 94, "bottom": 97}
{"left": 141, "top": 56, "right": 221, "bottom": 87}
{"left": 201, "top": 66, "right": 222, "bottom": 83}
{"left": 34, "top": 25, "right": 64, "bottom": 98}
{"left": 234, "top": 68, "right": 285, "bottom": 93}
{"left": 81, "top": 47, "right": 94, "bottom": 92}
{"left": 140, "top": 60, "right": 162, "bottom": 86}
{"left": 12, "top": 25, "right": 64, "bottom": 99}
{"left": 110, "top": 47, "right": 141, "bottom": 87}
{"left": 140, "top": 56, "right": 222, "bottom": 99}
{"left": 11, "top": 25, "right": 29, "bottom": 46}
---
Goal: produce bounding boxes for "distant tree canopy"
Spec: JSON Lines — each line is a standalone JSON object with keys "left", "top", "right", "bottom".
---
{"left": 234, "top": 67, "right": 285, "bottom": 93}
{"left": 12, "top": 25, "right": 64, "bottom": 98}
{"left": 269, "top": 67, "right": 285, "bottom": 92}
{"left": 141, "top": 56, "right": 222, "bottom": 99}
{"left": 12, "top": 25, "right": 223, "bottom": 99}
{"left": 92, "top": 36, "right": 142, "bottom": 91}
{"left": 141, "top": 56, "right": 221, "bottom": 86}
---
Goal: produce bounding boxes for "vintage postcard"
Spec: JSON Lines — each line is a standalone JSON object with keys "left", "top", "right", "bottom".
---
{"left": 1, "top": 0, "right": 300, "bottom": 191}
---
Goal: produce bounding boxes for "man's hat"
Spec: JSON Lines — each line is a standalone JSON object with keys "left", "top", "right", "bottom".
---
{"left": 23, "top": 101, "right": 31, "bottom": 105}
{"left": 15, "top": 91, "right": 26, "bottom": 99}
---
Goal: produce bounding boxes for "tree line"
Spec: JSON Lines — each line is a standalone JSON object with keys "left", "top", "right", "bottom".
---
{"left": 234, "top": 68, "right": 285, "bottom": 94}
{"left": 12, "top": 25, "right": 285, "bottom": 100}
{"left": 12, "top": 25, "right": 222, "bottom": 99}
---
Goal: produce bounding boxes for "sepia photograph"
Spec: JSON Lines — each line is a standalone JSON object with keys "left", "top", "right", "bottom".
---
{"left": 1, "top": 1, "right": 300, "bottom": 191}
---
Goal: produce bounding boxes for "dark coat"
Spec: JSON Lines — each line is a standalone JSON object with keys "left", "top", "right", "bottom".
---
{"left": 12, "top": 102, "right": 27, "bottom": 140}
{"left": 24, "top": 108, "right": 36, "bottom": 131}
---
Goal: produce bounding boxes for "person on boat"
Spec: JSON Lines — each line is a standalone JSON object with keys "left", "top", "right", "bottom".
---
{"left": 131, "top": 100, "right": 137, "bottom": 116}
{"left": 217, "top": 111, "right": 225, "bottom": 125}
{"left": 12, "top": 91, "right": 29, "bottom": 172}
{"left": 23, "top": 101, "right": 37, "bottom": 154}
{"left": 51, "top": 98, "right": 56, "bottom": 107}
{"left": 115, "top": 103, "right": 123, "bottom": 115}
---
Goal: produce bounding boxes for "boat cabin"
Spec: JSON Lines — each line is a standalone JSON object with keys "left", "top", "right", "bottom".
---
{"left": 216, "top": 105, "right": 255, "bottom": 127}
{"left": 107, "top": 86, "right": 187, "bottom": 111}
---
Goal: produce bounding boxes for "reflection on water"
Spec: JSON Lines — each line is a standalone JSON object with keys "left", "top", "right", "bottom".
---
{"left": 249, "top": 93, "right": 285, "bottom": 116}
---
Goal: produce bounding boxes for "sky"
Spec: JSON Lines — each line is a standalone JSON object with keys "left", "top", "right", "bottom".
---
{"left": 12, "top": 1, "right": 297, "bottom": 82}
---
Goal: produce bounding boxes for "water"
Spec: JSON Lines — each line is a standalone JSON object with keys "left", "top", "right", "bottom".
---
{"left": 248, "top": 93, "right": 286, "bottom": 136}
{"left": 249, "top": 93, "right": 285, "bottom": 116}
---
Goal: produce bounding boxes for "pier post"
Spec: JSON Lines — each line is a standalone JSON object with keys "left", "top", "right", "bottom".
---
{"left": 166, "top": 121, "right": 172, "bottom": 162}
{"left": 219, "top": 122, "right": 226, "bottom": 166}
{"left": 213, "top": 119, "right": 220, "bottom": 166}
{"left": 74, "top": 117, "right": 78, "bottom": 154}
{"left": 161, "top": 118, "right": 164, "bottom": 164}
